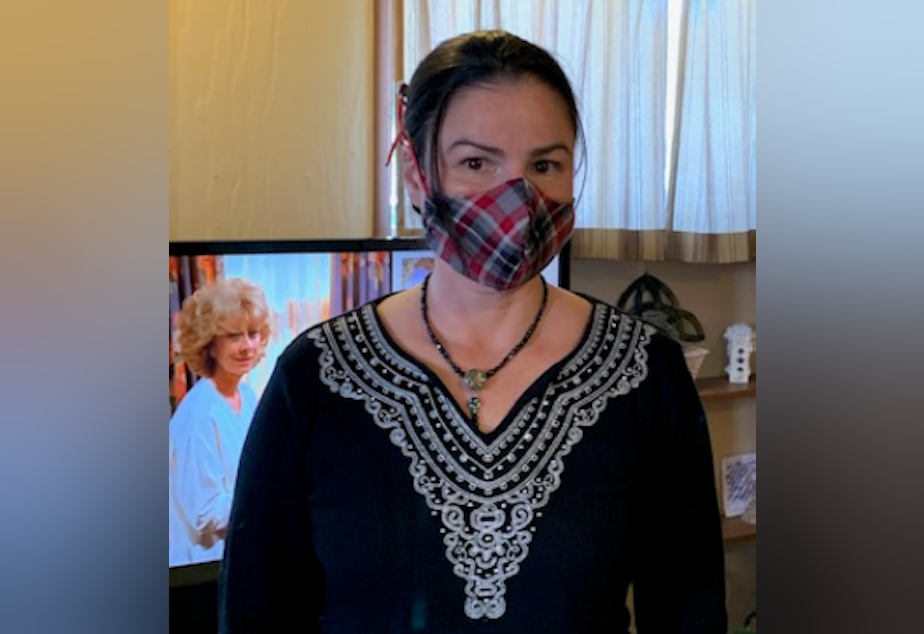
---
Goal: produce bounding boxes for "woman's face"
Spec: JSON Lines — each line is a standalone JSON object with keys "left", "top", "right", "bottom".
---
{"left": 434, "top": 77, "right": 575, "bottom": 202}
{"left": 210, "top": 317, "right": 262, "bottom": 379}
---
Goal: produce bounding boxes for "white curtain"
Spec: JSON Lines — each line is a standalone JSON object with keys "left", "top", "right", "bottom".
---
{"left": 401, "top": 0, "right": 756, "bottom": 263}
{"left": 669, "top": 0, "right": 756, "bottom": 262}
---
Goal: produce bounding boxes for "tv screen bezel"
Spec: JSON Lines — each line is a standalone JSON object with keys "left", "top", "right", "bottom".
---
{"left": 170, "top": 237, "right": 432, "bottom": 258}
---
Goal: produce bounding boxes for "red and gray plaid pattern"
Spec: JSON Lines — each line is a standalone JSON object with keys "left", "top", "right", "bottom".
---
{"left": 423, "top": 178, "right": 574, "bottom": 290}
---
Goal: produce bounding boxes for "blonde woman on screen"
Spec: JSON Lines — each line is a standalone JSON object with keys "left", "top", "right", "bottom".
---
{"left": 168, "top": 278, "right": 270, "bottom": 567}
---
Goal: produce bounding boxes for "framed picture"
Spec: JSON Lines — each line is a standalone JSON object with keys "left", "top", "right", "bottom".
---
{"left": 391, "top": 249, "right": 435, "bottom": 291}
{"left": 721, "top": 452, "right": 757, "bottom": 517}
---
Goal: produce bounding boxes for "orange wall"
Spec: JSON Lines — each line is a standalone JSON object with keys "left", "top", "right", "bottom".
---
{"left": 169, "top": 0, "right": 375, "bottom": 240}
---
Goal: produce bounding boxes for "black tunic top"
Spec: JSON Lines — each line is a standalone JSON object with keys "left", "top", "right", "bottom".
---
{"left": 219, "top": 296, "right": 727, "bottom": 633}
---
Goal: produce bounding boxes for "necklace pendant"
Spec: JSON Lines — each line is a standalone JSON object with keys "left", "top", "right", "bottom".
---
{"left": 463, "top": 369, "right": 488, "bottom": 392}
{"left": 467, "top": 395, "right": 482, "bottom": 417}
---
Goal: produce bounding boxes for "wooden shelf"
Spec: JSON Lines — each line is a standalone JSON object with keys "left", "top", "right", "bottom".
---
{"left": 722, "top": 516, "right": 756, "bottom": 542}
{"left": 694, "top": 380, "right": 756, "bottom": 542}
{"left": 696, "top": 375, "right": 756, "bottom": 401}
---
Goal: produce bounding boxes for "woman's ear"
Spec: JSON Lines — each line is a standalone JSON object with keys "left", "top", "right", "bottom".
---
{"left": 401, "top": 145, "right": 426, "bottom": 210}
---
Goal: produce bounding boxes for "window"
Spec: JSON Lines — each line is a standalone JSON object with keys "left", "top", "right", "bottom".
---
{"left": 377, "top": 0, "right": 756, "bottom": 263}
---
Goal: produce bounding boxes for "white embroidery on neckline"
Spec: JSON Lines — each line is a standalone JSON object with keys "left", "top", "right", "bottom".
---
{"left": 311, "top": 303, "right": 653, "bottom": 619}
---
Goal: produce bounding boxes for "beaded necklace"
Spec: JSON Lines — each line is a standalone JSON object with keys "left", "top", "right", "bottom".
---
{"left": 420, "top": 274, "right": 549, "bottom": 425}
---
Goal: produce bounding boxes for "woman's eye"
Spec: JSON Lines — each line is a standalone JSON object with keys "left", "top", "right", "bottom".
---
{"left": 465, "top": 158, "right": 484, "bottom": 170}
{"left": 534, "top": 160, "right": 553, "bottom": 173}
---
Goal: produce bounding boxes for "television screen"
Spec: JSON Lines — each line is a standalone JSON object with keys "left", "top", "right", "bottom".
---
{"left": 168, "top": 238, "right": 569, "bottom": 578}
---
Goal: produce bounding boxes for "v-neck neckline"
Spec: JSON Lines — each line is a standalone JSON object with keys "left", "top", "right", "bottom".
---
{"left": 361, "top": 293, "right": 603, "bottom": 441}
{"left": 205, "top": 378, "right": 246, "bottom": 417}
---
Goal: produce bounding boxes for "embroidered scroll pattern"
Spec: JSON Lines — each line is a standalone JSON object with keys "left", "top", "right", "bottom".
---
{"left": 310, "top": 303, "right": 654, "bottom": 619}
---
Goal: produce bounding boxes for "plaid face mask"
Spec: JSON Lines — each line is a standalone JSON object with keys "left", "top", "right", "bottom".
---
{"left": 422, "top": 178, "right": 574, "bottom": 291}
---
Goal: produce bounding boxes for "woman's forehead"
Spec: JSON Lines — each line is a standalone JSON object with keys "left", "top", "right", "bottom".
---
{"left": 216, "top": 314, "right": 252, "bottom": 333}
{"left": 439, "top": 79, "right": 574, "bottom": 149}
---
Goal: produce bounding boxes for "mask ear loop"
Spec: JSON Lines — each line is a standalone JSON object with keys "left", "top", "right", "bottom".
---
{"left": 386, "top": 83, "right": 431, "bottom": 199}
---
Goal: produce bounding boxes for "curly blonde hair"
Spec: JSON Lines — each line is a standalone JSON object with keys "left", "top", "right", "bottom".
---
{"left": 177, "top": 278, "right": 271, "bottom": 378}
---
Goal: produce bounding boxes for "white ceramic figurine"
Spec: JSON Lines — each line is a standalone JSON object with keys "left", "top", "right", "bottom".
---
{"left": 724, "top": 323, "right": 755, "bottom": 384}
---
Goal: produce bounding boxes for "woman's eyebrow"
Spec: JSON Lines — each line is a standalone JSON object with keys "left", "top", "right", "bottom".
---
{"left": 446, "top": 139, "right": 503, "bottom": 156}
{"left": 445, "top": 140, "right": 573, "bottom": 157}
{"left": 529, "top": 143, "right": 572, "bottom": 157}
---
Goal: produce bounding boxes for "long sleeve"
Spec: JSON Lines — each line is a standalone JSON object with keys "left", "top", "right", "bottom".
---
{"left": 170, "top": 417, "right": 235, "bottom": 547}
{"left": 218, "top": 347, "right": 325, "bottom": 634}
{"left": 169, "top": 380, "right": 252, "bottom": 566}
{"left": 630, "top": 335, "right": 728, "bottom": 633}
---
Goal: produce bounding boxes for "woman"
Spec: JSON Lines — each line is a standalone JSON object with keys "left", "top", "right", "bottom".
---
{"left": 220, "top": 31, "right": 726, "bottom": 632}
{"left": 168, "top": 278, "right": 270, "bottom": 567}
